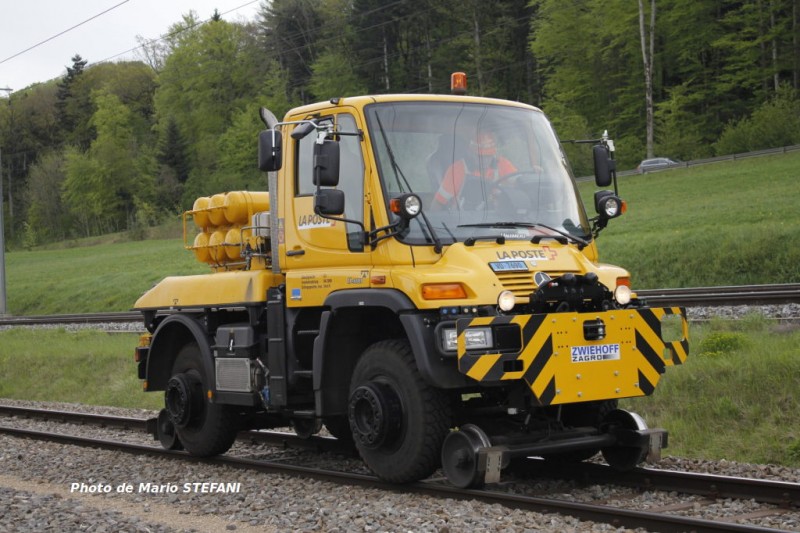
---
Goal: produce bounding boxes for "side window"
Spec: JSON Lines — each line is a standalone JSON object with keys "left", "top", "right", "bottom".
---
{"left": 337, "top": 114, "right": 364, "bottom": 227}
{"left": 336, "top": 114, "right": 365, "bottom": 251}
{"left": 296, "top": 117, "right": 332, "bottom": 196}
{"left": 294, "top": 113, "right": 365, "bottom": 251}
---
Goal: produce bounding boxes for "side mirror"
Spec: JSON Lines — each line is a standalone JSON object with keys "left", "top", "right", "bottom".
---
{"left": 258, "top": 129, "right": 283, "bottom": 171}
{"left": 593, "top": 144, "right": 614, "bottom": 187}
{"left": 313, "top": 139, "right": 340, "bottom": 186}
{"left": 315, "top": 188, "right": 345, "bottom": 216}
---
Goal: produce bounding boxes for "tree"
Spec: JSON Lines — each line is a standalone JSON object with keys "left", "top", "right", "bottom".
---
{"left": 259, "top": 0, "right": 323, "bottom": 102}
{"left": 158, "top": 116, "right": 190, "bottom": 184}
{"left": 638, "top": 0, "right": 656, "bottom": 159}
{"left": 532, "top": 0, "right": 666, "bottom": 167}
{"left": 62, "top": 89, "right": 155, "bottom": 235}
{"left": 309, "top": 51, "right": 367, "bottom": 100}
{"left": 658, "top": 0, "right": 729, "bottom": 150}
{"left": 154, "top": 16, "right": 265, "bottom": 203}
{"left": 654, "top": 83, "right": 708, "bottom": 161}
{"left": 307, "top": 0, "right": 367, "bottom": 99}
{"left": 714, "top": 85, "right": 800, "bottom": 154}
{"left": 56, "top": 55, "right": 94, "bottom": 149}
{"left": 23, "top": 151, "right": 69, "bottom": 244}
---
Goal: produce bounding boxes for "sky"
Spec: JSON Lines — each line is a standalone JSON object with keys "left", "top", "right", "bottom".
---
{"left": 0, "top": 0, "right": 263, "bottom": 94}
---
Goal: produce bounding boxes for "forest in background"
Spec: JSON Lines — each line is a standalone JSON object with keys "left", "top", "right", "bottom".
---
{"left": 1, "top": 0, "right": 799, "bottom": 246}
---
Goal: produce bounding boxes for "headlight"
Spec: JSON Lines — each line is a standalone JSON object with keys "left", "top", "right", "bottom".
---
{"left": 442, "top": 328, "right": 457, "bottom": 351}
{"left": 464, "top": 328, "right": 493, "bottom": 350}
{"left": 601, "top": 196, "right": 620, "bottom": 217}
{"left": 440, "top": 327, "right": 495, "bottom": 352}
{"left": 497, "top": 290, "right": 515, "bottom": 312}
{"left": 614, "top": 284, "right": 632, "bottom": 305}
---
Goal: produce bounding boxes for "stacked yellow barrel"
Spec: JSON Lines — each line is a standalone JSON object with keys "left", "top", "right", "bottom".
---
{"left": 189, "top": 191, "right": 270, "bottom": 267}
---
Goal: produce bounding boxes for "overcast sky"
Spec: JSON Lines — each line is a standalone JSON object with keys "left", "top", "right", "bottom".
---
{"left": 0, "top": 0, "right": 263, "bottom": 94}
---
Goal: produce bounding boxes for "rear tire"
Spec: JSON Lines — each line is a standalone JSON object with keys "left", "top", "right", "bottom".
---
{"left": 348, "top": 340, "right": 452, "bottom": 483}
{"left": 166, "top": 343, "right": 238, "bottom": 456}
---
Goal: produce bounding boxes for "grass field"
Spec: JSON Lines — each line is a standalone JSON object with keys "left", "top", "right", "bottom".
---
{"left": 0, "top": 329, "right": 161, "bottom": 410}
{"left": 2, "top": 151, "right": 800, "bottom": 466}
{"left": 622, "top": 317, "right": 800, "bottom": 466}
{"left": 578, "top": 150, "right": 800, "bottom": 288}
{"left": 8, "top": 234, "right": 206, "bottom": 315}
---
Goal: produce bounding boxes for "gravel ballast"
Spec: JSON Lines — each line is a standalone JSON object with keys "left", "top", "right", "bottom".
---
{"left": 2, "top": 399, "right": 800, "bottom": 532}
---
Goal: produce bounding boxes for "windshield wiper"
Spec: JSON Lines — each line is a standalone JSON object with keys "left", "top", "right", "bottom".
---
{"left": 456, "top": 222, "right": 590, "bottom": 249}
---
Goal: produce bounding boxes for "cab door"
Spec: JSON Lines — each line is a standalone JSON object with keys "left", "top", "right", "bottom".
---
{"left": 282, "top": 111, "right": 371, "bottom": 307}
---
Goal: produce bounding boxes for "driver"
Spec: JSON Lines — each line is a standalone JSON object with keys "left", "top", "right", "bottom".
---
{"left": 433, "top": 130, "right": 517, "bottom": 208}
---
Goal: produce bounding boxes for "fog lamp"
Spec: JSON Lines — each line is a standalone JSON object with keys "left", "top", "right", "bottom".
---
{"left": 614, "top": 284, "right": 632, "bottom": 306}
{"left": 497, "top": 290, "right": 515, "bottom": 312}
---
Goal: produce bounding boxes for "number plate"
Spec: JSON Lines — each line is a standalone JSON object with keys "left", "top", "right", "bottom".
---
{"left": 489, "top": 261, "right": 528, "bottom": 273}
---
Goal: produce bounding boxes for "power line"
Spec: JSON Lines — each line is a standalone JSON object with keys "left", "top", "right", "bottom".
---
{"left": 95, "top": 0, "right": 261, "bottom": 65}
{"left": 0, "top": 0, "right": 131, "bottom": 66}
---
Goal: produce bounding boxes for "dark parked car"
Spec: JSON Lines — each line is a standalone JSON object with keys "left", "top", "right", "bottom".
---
{"left": 637, "top": 157, "right": 680, "bottom": 173}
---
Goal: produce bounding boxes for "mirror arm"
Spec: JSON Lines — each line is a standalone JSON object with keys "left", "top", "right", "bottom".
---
{"left": 312, "top": 207, "right": 365, "bottom": 231}
{"left": 368, "top": 220, "right": 404, "bottom": 247}
{"left": 590, "top": 215, "right": 608, "bottom": 239}
{"left": 312, "top": 207, "right": 368, "bottom": 242}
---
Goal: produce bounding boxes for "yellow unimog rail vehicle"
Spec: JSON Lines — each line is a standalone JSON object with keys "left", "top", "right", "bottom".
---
{"left": 134, "top": 74, "right": 689, "bottom": 487}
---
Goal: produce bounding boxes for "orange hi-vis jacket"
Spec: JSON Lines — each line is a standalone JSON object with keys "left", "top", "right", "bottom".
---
{"left": 434, "top": 157, "right": 517, "bottom": 205}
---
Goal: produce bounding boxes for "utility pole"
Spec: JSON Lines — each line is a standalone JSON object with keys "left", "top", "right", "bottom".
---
{"left": 0, "top": 86, "right": 12, "bottom": 315}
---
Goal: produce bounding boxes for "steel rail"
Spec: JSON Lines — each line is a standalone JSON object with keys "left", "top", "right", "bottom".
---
{"left": 0, "top": 405, "right": 353, "bottom": 454}
{"left": 637, "top": 283, "right": 800, "bottom": 307}
{"left": 5, "top": 405, "right": 796, "bottom": 509}
{"left": 0, "top": 424, "right": 786, "bottom": 533}
{"left": 517, "top": 459, "right": 800, "bottom": 508}
{"left": 0, "top": 311, "right": 141, "bottom": 325}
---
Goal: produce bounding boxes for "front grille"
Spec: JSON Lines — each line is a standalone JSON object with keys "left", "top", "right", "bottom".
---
{"left": 495, "top": 271, "right": 577, "bottom": 301}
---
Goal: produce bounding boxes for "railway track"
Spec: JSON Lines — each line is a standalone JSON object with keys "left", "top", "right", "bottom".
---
{"left": 1, "top": 405, "right": 798, "bottom": 532}
{"left": 636, "top": 283, "right": 800, "bottom": 307}
{"left": 0, "top": 283, "right": 797, "bottom": 328}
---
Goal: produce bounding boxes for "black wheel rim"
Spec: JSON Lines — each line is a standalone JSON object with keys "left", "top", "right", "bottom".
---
{"left": 348, "top": 381, "right": 402, "bottom": 450}
{"left": 165, "top": 372, "right": 203, "bottom": 428}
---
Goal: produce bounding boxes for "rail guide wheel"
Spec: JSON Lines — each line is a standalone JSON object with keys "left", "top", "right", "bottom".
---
{"left": 441, "top": 424, "right": 494, "bottom": 488}
{"left": 156, "top": 408, "right": 183, "bottom": 450}
{"left": 601, "top": 409, "right": 651, "bottom": 471}
{"left": 291, "top": 418, "right": 323, "bottom": 439}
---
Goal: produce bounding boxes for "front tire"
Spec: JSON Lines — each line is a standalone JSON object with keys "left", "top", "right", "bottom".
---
{"left": 348, "top": 340, "right": 452, "bottom": 483}
{"left": 165, "top": 343, "right": 238, "bottom": 456}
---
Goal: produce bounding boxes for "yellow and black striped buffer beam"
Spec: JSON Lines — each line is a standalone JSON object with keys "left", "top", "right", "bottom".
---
{"left": 456, "top": 307, "right": 688, "bottom": 406}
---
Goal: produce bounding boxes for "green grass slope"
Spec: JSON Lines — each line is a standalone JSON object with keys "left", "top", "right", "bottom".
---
{"left": 579, "top": 150, "right": 800, "bottom": 288}
{"left": 8, "top": 238, "right": 206, "bottom": 315}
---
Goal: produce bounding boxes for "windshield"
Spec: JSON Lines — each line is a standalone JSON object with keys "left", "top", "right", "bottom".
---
{"left": 365, "top": 101, "right": 591, "bottom": 246}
